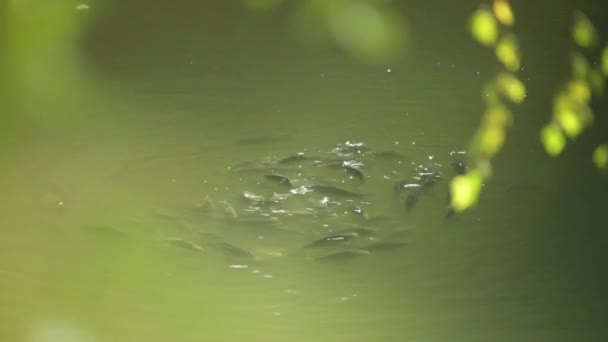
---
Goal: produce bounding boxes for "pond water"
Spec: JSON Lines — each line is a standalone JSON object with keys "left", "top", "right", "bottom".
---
{"left": 1, "top": 1, "right": 607, "bottom": 341}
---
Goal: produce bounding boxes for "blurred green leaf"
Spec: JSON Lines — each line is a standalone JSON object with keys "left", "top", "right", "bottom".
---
{"left": 479, "top": 125, "right": 506, "bottom": 158}
{"left": 541, "top": 124, "right": 566, "bottom": 156}
{"left": 593, "top": 144, "right": 608, "bottom": 169}
{"left": 602, "top": 46, "right": 608, "bottom": 76}
{"left": 495, "top": 34, "right": 520, "bottom": 71}
{"left": 497, "top": 72, "right": 526, "bottom": 103}
{"left": 450, "top": 170, "right": 483, "bottom": 212}
{"left": 567, "top": 80, "right": 591, "bottom": 104}
{"left": 328, "top": 1, "right": 407, "bottom": 64}
{"left": 470, "top": 8, "right": 498, "bottom": 47}
{"left": 556, "top": 106, "right": 583, "bottom": 138}
{"left": 588, "top": 69, "right": 605, "bottom": 95}
{"left": 571, "top": 52, "right": 590, "bottom": 81}
{"left": 492, "top": 0, "right": 514, "bottom": 26}
{"left": 483, "top": 105, "right": 512, "bottom": 128}
{"left": 572, "top": 12, "right": 597, "bottom": 48}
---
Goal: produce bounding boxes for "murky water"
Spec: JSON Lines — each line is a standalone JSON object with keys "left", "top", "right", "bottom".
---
{"left": 1, "top": 1, "right": 607, "bottom": 341}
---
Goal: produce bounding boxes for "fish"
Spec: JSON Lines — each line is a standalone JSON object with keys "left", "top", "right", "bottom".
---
{"left": 309, "top": 185, "right": 363, "bottom": 198}
{"left": 205, "top": 241, "right": 254, "bottom": 259}
{"left": 194, "top": 195, "right": 216, "bottom": 212}
{"left": 404, "top": 191, "right": 421, "bottom": 211}
{"left": 241, "top": 192, "right": 276, "bottom": 208}
{"left": 349, "top": 205, "right": 370, "bottom": 219}
{"left": 450, "top": 161, "right": 468, "bottom": 175}
{"left": 394, "top": 179, "right": 422, "bottom": 194}
{"left": 343, "top": 165, "right": 365, "bottom": 180}
{"left": 164, "top": 238, "right": 204, "bottom": 252}
{"left": 303, "top": 232, "right": 359, "bottom": 249}
{"left": 316, "top": 160, "right": 365, "bottom": 180}
{"left": 315, "top": 250, "right": 370, "bottom": 262}
{"left": 277, "top": 153, "right": 308, "bottom": 164}
{"left": 333, "top": 141, "right": 369, "bottom": 157}
{"left": 370, "top": 150, "right": 406, "bottom": 159}
{"left": 263, "top": 174, "right": 292, "bottom": 187}
{"left": 333, "top": 226, "right": 377, "bottom": 237}
{"left": 221, "top": 202, "right": 239, "bottom": 220}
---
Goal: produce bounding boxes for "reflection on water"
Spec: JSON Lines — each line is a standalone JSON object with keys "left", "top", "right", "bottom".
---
{"left": 1, "top": 0, "right": 608, "bottom": 341}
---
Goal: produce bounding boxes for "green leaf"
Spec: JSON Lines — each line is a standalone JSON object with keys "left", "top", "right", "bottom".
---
{"left": 572, "top": 12, "right": 597, "bottom": 48}
{"left": 593, "top": 144, "right": 608, "bottom": 169}
{"left": 483, "top": 105, "right": 512, "bottom": 128}
{"left": 567, "top": 80, "right": 591, "bottom": 104}
{"left": 492, "top": 0, "right": 514, "bottom": 26}
{"left": 495, "top": 35, "right": 520, "bottom": 72}
{"left": 571, "top": 52, "right": 590, "bottom": 81}
{"left": 589, "top": 68, "right": 605, "bottom": 95}
{"left": 556, "top": 106, "right": 583, "bottom": 138}
{"left": 497, "top": 72, "right": 526, "bottom": 104}
{"left": 479, "top": 125, "right": 506, "bottom": 158}
{"left": 470, "top": 8, "right": 498, "bottom": 47}
{"left": 450, "top": 170, "right": 483, "bottom": 212}
{"left": 541, "top": 124, "right": 566, "bottom": 156}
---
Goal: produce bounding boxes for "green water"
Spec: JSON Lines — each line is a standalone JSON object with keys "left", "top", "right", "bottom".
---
{"left": 1, "top": 1, "right": 607, "bottom": 341}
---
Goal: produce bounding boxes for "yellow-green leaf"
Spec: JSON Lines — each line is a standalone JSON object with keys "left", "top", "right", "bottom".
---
{"left": 589, "top": 69, "right": 605, "bottom": 95}
{"left": 556, "top": 107, "right": 583, "bottom": 138}
{"left": 602, "top": 46, "right": 608, "bottom": 76}
{"left": 573, "top": 12, "right": 597, "bottom": 48}
{"left": 567, "top": 80, "right": 591, "bottom": 104}
{"left": 495, "top": 35, "right": 520, "bottom": 71}
{"left": 483, "top": 105, "right": 513, "bottom": 128}
{"left": 571, "top": 52, "right": 590, "bottom": 81}
{"left": 470, "top": 8, "right": 498, "bottom": 47}
{"left": 497, "top": 72, "right": 526, "bottom": 104}
{"left": 541, "top": 124, "right": 566, "bottom": 156}
{"left": 492, "top": 0, "right": 514, "bottom": 26}
{"left": 450, "top": 170, "right": 483, "bottom": 212}
{"left": 479, "top": 125, "right": 506, "bottom": 158}
{"left": 593, "top": 144, "right": 608, "bottom": 169}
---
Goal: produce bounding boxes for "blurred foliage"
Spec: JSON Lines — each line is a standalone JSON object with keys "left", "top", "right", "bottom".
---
{"left": 469, "top": 7, "right": 498, "bottom": 47}
{"left": 451, "top": 0, "right": 525, "bottom": 213}
{"left": 495, "top": 34, "right": 520, "bottom": 72}
{"left": 455, "top": 4, "right": 608, "bottom": 213}
{"left": 2, "top": 0, "right": 96, "bottom": 124}
{"left": 593, "top": 144, "right": 608, "bottom": 170}
{"left": 572, "top": 11, "right": 598, "bottom": 48}
{"left": 243, "top": 0, "right": 409, "bottom": 64}
{"left": 450, "top": 170, "right": 484, "bottom": 211}
{"left": 541, "top": 12, "right": 607, "bottom": 173}
{"left": 492, "top": 0, "right": 513, "bottom": 26}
